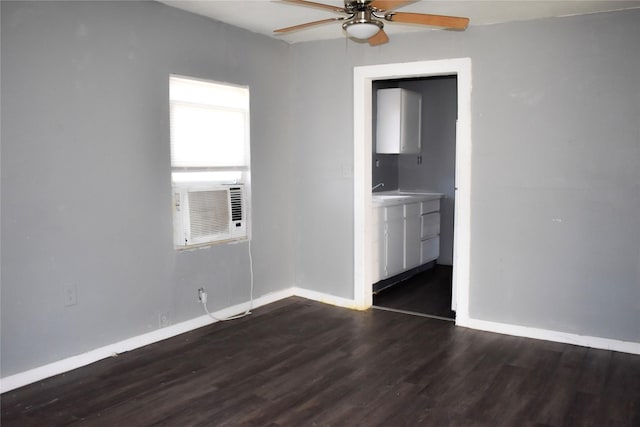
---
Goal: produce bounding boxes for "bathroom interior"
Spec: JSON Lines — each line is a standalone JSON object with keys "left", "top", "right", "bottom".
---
{"left": 371, "top": 75, "right": 458, "bottom": 320}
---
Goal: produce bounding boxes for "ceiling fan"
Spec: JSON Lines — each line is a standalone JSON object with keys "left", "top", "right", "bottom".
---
{"left": 275, "top": 0, "right": 469, "bottom": 46}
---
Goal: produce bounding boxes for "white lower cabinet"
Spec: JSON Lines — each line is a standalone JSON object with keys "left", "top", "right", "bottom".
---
{"left": 384, "top": 205, "right": 405, "bottom": 278}
{"left": 374, "top": 196, "right": 441, "bottom": 282}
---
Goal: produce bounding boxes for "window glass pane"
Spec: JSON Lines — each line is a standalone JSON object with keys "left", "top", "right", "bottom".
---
{"left": 170, "top": 76, "right": 248, "bottom": 110}
{"left": 170, "top": 102, "right": 247, "bottom": 168}
{"left": 171, "top": 171, "right": 243, "bottom": 184}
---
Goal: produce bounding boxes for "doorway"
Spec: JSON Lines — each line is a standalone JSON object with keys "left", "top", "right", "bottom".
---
{"left": 352, "top": 58, "right": 472, "bottom": 328}
{"left": 370, "top": 75, "right": 457, "bottom": 320}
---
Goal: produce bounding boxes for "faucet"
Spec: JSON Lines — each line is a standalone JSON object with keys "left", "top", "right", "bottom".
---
{"left": 372, "top": 183, "right": 385, "bottom": 191}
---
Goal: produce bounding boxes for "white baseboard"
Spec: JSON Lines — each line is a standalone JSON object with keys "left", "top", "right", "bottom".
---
{"left": 462, "top": 317, "right": 640, "bottom": 355}
{"left": 0, "top": 288, "right": 295, "bottom": 394}
{"left": 5, "top": 288, "right": 637, "bottom": 394}
{"left": 292, "top": 287, "right": 359, "bottom": 310}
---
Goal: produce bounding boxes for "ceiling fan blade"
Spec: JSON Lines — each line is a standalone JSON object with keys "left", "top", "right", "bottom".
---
{"left": 386, "top": 12, "right": 469, "bottom": 30}
{"left": 280, "top": 0, "right": 346, "bottom": 13}
{"left": 370, "top": 0, "right": 416, "bottom": 12}
{"left": 274, "top": 17, "right": 344, "bottom": 33}
{"left": 368, "top": 29, "right": 389, "bottom": 46}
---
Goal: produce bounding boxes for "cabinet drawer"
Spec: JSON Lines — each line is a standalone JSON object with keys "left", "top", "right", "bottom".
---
{"left": 421, "top": 212, "right": 440, "bottom": 239}
{"left": 421, "top": 236, "right": 440, "bottom": 264}
{"left": 421, "top": 199, "right": 440, "bottom": 214}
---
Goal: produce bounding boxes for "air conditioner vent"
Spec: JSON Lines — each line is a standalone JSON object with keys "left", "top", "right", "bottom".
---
{"left": 188, "top": 190, "right": 230, "bottom": 238}
{"left": 229, "top": 187, "right": 244, "bottom": 222}
{"left": 173, "top": 184, "right": 247, "bottom": 247}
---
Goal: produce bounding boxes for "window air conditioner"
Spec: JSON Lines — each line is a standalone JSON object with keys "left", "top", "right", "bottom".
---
{"left": 173, "top": 184, "right": 247, "bottom": 247}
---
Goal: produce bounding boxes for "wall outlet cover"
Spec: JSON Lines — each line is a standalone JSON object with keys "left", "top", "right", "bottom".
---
{"left": 63, "top": 285, "right": 77, "bottom": 307}
{"left": 159, "top": 312, "right": 171, "bottom": 328}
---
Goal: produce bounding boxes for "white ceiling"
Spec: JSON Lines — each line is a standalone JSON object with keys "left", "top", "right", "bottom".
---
{"left": 159, "top": 0, "right": 640, "bottom": 44}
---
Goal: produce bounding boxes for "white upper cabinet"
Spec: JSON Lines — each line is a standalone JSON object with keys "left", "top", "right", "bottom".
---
{"left": 376, "top": 88, "right": 422, "bottom": 154}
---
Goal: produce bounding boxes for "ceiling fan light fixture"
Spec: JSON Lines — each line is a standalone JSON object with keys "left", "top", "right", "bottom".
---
{"left": 342, "top": 20, "right": 382, "bottom": 40}
{"left": 276, "top": 0, "right": 470, "bottom": 45}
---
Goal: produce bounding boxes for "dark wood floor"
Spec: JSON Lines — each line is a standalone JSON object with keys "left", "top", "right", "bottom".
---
{"left": 2, "top": 297, "right": 639, "bottom": 426}
{"left": 374, "top": 264, "right": 456, "bottom": 320}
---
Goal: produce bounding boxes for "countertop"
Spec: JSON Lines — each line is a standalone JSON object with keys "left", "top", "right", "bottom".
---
{"left": 372, "top": 190, "right": 443, "bottom": 207}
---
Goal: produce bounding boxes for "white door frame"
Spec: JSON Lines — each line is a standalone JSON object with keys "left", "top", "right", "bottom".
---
{"left": 353, "top": 58, "right": 472, "bottom": 327}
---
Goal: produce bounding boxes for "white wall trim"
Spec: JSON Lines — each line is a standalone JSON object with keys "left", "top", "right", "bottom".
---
{"left": 0, "top": 286, "right": 353, "bottom": 393}
{"left": 353, "top": 58, "right": 473, "bottom": 317}
{"left": 464, "top": 317, "right": 640, "bottom": 355}
{"left": 4, "top": 287, "right": 639, "bottom": 393}
{"left": 292, "top": 287, "right": 360, "bottom": 310}
{"left": 0, "top": 288, "right": 295, "bottom": 394}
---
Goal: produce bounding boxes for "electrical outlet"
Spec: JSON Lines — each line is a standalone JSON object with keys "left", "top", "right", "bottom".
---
{"left": 198, "top": 287, "right": 206, "bottom": 302}
{"left": 63, "top": 284, "right": 77, "bottom": 307}
{"left": 341, "top": 163, "right": 353, "bottom": 178}
{"left": 159, "top": 312, "right": 170, "bottom": 328}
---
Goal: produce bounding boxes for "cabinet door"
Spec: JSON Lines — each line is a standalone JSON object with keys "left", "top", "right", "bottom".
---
{"left": 400, "top": 89, "right": 422, "bottom": 154}
{"left": 372, "top": 208, "right": 385, "bottom": 283}
{"left": 376, "top": 88, "right": 422, "bottom": 154}
{"left": 376, "top": 89, "right": 402, "bottom": 153}
{"left": 384, "top": 206, "right": 404, "bottom": 278}
{"left": 404, "top": 203, "right": 421, "bottom": 270}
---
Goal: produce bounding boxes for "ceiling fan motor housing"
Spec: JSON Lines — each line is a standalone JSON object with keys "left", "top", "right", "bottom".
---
{"left": 345, "top": 0, "right": 373, "bottom": 12}
{"left": 342, "top": 7, "right": 384, "bottom": 36}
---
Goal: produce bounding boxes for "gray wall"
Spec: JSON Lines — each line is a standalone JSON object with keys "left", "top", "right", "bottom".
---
{"left": 1, "top": 1, "right": 295, "bottom": 377}
{"left": 291, "top": 10, "right": 640, "bottom": 342}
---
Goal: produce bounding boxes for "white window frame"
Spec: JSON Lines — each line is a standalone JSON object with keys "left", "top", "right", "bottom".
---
{"left": 169, "top": 75, "right": 251, "bottom": 248}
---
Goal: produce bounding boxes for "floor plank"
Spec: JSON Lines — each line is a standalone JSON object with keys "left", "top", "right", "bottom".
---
{"left": 373, "top": 264, "right": 455, "bottom": 319}
{"left": 2, "top": 297, "right": 639, "bottom": 426}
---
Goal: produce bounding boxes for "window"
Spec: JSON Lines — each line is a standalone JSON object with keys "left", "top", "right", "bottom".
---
{"left": 169, "top": 75, "right": 250, "bottom": 248}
